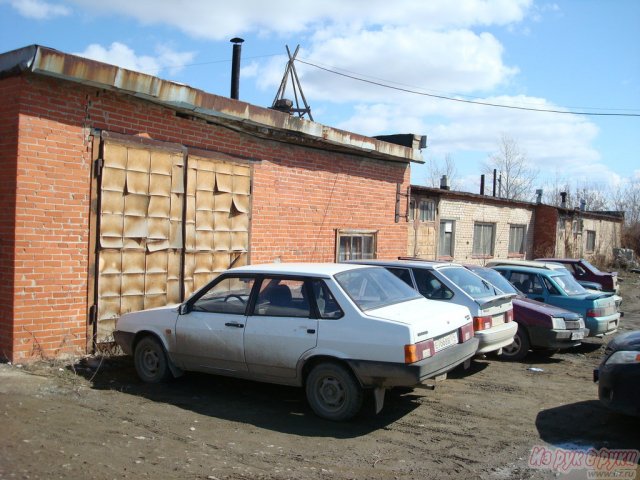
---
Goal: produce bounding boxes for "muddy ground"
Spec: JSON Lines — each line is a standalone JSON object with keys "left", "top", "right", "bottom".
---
{"left": 1, "top": 274, "right": 639, "bottom": 480}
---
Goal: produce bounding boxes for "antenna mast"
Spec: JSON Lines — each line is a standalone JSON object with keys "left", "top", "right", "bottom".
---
{"left": 271, "top": 45, "right": 313, "bottom": 121}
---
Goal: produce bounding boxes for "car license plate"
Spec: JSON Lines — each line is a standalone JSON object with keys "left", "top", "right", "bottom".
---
{"left": 571, "top": 331, "right": 585, "bottom": 340}
{"left": 434, "top": 331, "right": 459, "bottom": 352}
{"left": 492, "top": 314, "right": 504, "bottom": 326}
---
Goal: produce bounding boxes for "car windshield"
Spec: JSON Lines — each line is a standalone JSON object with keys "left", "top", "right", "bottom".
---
{"left": 552, "top": 273, "right": 588, "bottom": 295}
{"left": 470, "top": 267, "right": 520, "bottom": 295}
{"left": 439, "top": 266, "right": 498, "bottom": 299}
{"left": 335, "top": 267, "right": 421, "bottom": 311}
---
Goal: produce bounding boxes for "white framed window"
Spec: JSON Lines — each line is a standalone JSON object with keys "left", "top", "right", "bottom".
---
{"left": 586, "top": 230, "right": 596, "bottom": 252}
{"left": 418, "top": 199, "right": 435, "bottom": 222}
{"left": 508, "top": 225, "right": 525, "bottom": 254}
{"left": 409, "top": 198, "right": 416, "bottom": 222}
{"left": 473, "top": 222, "right": 495, "bottom": 256}
{"left": 336, "top": 230, "right": 377, "bottom": 262}
{"left": 438, "top": 220, "right": 455, "bottom": 258}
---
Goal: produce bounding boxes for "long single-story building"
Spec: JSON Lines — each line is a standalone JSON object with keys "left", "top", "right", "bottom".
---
{"left": 0, "top": 45, "right": 423, "bottom": 362}
{"left": 408, "top": 185, "right": 623, "bottom": 265}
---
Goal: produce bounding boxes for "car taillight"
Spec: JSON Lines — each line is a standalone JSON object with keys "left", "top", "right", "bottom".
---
{"left": 458, "top": 322, "right": 475, "bottom": 342}
{"left": 404, "top": 339, "right": 435, "bottom": 364}
{"left": 505, "top": 309, "right": 514, "bottom": 322}
{"left": 473, "top": 315, "right": 492, "bottom": 331}
{"left": 587, "top": 307, "right": 605, "bottom": 317}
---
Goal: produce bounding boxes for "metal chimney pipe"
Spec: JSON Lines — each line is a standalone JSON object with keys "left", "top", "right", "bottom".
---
{"left": 560, "top": 191, "right": 567, "bottom": 208}
{"left": 492, "top": 169, "right": 497, "bottom": 197}
{"left": 480, "top": 175, "right": 485, "bottom": 195}
{"left": 230, "top": 37, "right": 244, "bottom": 100}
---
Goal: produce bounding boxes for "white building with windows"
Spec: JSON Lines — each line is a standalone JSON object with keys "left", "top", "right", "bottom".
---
{"left": 407, "top": 186, "right": 622, "bottom": 266}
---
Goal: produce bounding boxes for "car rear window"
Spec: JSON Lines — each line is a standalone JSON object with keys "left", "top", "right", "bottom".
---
{"left": 438, "top": 266, "right": 497, "bottom": 299}
{"left": 335, "top": 267, "right": 421, "bottom": 311}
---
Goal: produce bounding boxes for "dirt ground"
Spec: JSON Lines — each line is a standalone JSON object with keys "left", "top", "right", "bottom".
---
{"left": 1, "top": 274, "right": 639, "bottom": 480}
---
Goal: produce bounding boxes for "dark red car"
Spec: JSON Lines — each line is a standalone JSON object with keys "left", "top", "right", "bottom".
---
{"left": 536, "top": 258, "right": 619, "bottom": 293}
{"left": 465, "top": 265, "right": 589, "bottom": 361}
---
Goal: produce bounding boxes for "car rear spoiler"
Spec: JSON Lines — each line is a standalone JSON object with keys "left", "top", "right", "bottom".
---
{"left": 475, "top": 293, "right": 516, "bottom": 309}
{"left": 585, "top": 292, "right": 613, "bottom": 301}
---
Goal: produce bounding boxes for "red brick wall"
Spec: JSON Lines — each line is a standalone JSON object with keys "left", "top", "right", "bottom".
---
{"left": 533, "top": 205, "right": 559, "bottom": 258}
{"left": 1, "top": 75, "right": 410, "bottom": 361}
{"left": 0, "top": 77, "right": 21, "bottom": 360}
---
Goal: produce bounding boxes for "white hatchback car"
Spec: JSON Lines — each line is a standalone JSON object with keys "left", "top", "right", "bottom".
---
{"left": 350, "top": 260, "right": 517, "bottom": 355}
{"left": 114, "top": 263, "right": 478, "bottom": 421}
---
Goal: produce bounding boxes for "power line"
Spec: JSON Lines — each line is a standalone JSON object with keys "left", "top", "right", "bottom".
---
{"left": 296, "top": 58, "right": 640, "bottom": 117}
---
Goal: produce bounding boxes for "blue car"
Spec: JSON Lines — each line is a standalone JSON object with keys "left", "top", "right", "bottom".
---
{"left": 492, "top": 265, "right": 620, "bottom": 337}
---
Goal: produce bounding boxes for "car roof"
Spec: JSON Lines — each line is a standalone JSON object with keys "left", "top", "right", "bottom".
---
{"left": 346, "top": 259, "right": 464, "bottom": 270}
{"left": 227, "top": 262, "right": 373, "bottom": 277}
{"left": 536, "top": 258, "right": 577, "bottom": 263}
{"left": 486, "top": 259, "right": 566, "bottom": 270}
{"left": 491, "top": 264, "right": 563, "bottom": 276}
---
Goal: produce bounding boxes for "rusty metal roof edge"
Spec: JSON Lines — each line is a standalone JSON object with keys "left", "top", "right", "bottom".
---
{"left": 2, "top": 44, "right": 423, "bottom": 165}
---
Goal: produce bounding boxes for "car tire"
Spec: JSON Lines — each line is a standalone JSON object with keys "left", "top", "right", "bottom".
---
{"left": 500, "top": 324, "right": 530, "bottom": 361}
{"left": 305, "top": 362, "right": 363, "bottom": 421}
{"left": 134, "top": 336, "right": 172, "bottom": 383}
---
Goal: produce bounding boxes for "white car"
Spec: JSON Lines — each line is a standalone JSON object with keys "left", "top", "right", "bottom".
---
{"left": 114, "top": 263, "right": 478, "bottom": 421}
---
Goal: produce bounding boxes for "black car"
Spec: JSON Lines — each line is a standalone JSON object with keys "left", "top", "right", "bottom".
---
{"left": 594, "top": 330, "right": 640, "bottom": 417}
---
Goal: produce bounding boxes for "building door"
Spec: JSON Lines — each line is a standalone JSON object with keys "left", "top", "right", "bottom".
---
{"left": 93, "top": 134, "right": 251, "bottom": 343}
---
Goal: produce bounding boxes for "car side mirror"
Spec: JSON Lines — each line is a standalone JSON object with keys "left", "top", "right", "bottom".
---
{"left": 179, "top": 303, "right": 191, "bottom": 315}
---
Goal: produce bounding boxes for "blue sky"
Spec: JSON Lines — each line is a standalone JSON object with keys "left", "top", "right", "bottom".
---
{"left": 1, "top": 0, "right": 638, "bottom": 200}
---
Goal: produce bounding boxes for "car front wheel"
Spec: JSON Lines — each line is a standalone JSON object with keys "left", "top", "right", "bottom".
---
{"left": 500, "top": 324, "right": 530, "bottom": 361}
{"left": 134, "top": 336, "right": 172, "bottom": 383}
{"left": 305, "top": 362, "right": 363, "bottom": 421}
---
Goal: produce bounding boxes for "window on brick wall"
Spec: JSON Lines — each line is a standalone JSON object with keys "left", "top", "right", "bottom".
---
{"left": 586, "top": 230, "right": 596, "bottom": 252}
{"left": 336, "top": 230, "right": 377, "bottom": 261}
{"left": 473, "top": 222, "right": 495, "bottom": 256}
{"left": 508, "top": 225, "right": 525, "bottom": 254}
{"left": 418, "top": 199, "right": 435, "bottom": 222}
{"left": 438, "top": 220, "right": 455, "bottom": 258}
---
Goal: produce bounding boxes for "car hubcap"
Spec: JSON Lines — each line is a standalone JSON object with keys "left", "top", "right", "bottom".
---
{"left": 142, "top": 348, "right": 159, "bottom": 374}
{"left": 318, "top": 376, "right": 345, "bottom": 410}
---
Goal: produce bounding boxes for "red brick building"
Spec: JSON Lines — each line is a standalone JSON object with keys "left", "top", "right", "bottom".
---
{"left": 0, "top": 45, "right": 422, "bottom": 361}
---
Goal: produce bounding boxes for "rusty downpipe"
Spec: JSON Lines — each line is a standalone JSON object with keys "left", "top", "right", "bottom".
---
{"left": 230, "top": 37, "right": 244, "bottom": 100}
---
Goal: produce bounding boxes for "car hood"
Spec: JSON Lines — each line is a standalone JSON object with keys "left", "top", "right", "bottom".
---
{"left": 513, "top": 296, "right": 580, "bottom": 319}
{"left": 606, "top": 330, "right": 640, "bottom": 352}
{"left": 116, "top": 304, "right": 180, "bottom": 331}
{"left": 367, "top": 297, "right": 472, "bottom": 339}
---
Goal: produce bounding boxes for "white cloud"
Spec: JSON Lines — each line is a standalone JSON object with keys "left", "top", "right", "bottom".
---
{"left": 9, "top": 0, "right": 70, "bottom": 19}
{"left": 335, "top": 93, "right": 620, "bottom": 188}
{"left": 74, "top": 42, "right": 195, "bottom": 77}
{"left": 68, "top": 0, "right": 533, "bottom": 40}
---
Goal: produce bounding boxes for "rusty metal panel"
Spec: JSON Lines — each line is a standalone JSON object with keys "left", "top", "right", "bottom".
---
{"left": 95, "top": 140, "right": 251, "bottom": 341}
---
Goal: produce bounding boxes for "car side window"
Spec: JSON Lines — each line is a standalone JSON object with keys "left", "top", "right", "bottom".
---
{"left": 508, "top": 272, "right": 541, "bottom": 295}
{"left": 412, "top": 269, "right": 454, "bottom": 300}
{"left": 530, "top": 275, "right": 544, "bottom": 295}
{"left": 543, "top": 277, "right": 560, "bottom": 295}
{"left": 387, "top": 267, "right": 414, "bottom": 288}
{"left": 253, "top": 278, "right": 311, "bottom": 318}
{"left": 191, "top": 276, "right": 254, "bottom": 314}
{"left": 311, "top": 279, "right": 344, "bottom": 319}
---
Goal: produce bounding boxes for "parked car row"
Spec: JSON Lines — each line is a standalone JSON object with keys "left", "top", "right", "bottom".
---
{"left": 113, "top": 257, "right": 627, "bottom": 420}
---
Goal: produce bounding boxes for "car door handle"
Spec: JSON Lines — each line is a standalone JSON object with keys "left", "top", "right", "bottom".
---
{"left": 225, "top": 322, "right": 244, "bottom": 328}
{"left": 307, "top": 329, "right": 316, "bottom": 334}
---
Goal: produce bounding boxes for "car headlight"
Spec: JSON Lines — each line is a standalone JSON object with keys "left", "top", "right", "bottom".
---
{"left": 605, "top": 351, "right": 640, "bottom": 365}
{"left": 551, "top": 317, "right": 566, "bottom": 329}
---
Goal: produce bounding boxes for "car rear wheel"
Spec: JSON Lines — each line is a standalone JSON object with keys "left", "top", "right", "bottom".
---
{"left": 134, "top": 336, "right": 172, "bottom": 383}
{"left": 305, "top": 362, "right": 363, "bottom": 421}
{"left": 500, "top": 324, "right": 530, "bottom": 361}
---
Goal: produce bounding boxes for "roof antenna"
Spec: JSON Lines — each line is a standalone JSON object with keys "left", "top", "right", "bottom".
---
{"left": 271, "top": 45, "right": 313, "bottom": 121}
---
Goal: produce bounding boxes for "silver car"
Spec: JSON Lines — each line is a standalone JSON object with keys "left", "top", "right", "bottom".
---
{"left": 349, "top": 259, "right": 517, "bottom": 355}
